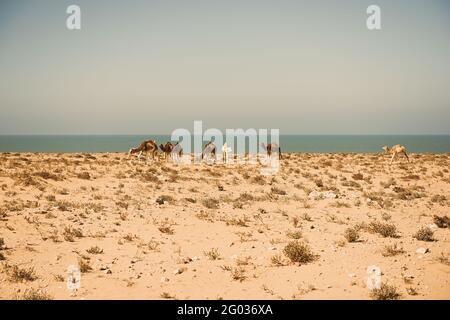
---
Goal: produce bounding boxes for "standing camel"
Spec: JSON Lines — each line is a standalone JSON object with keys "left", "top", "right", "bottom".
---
{"left": 382, "top": 145, "right": 409, "bottom": 164}
{"left": 202, "top": 141, "right": 216, "bottom": 163}
{"left": 261, "top": 143, "right": 282, "bottom": 160}
{"left": 171, "top": 142, "right": 183, "bottom": 163}
{"left": 128, "top": 140, "right": 158, "bottom": 161}
{"left": 222, "top": 142, "right": 232, "bottom": 164}
{"left": 159, "top": 142, "right": 174, "bottom": 161}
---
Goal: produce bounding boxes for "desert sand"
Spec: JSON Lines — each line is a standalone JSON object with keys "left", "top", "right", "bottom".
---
{"left": 0, "top": 152, "right": 449, "bottom": 300}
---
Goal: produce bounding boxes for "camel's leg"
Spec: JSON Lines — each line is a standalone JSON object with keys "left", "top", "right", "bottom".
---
{"left": 403, "top": 151, "right": 409, "bottom": 162}
{"left": 389, "top": 152, "right": 396, "bottom": 164}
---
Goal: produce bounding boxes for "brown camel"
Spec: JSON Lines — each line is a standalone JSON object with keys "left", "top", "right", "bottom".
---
{"left": 382, "top": 144, "right": 409, "bottom": 164}
{"left": 159, "top": 142, "right": 174, "bottom": 161}
{"left": 261, "top": 143, "right": 282, "bottom": 160}
{"left": 128, "top": 140, "right": 158, "bottom": 161}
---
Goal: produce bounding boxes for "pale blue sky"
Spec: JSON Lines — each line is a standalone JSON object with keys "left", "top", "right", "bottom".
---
{"left": 0, "top": 0, "right": 449, "bottom": 134}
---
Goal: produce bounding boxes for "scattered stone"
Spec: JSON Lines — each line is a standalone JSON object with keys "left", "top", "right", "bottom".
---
{"left": 416, "top": 247, "right": 429, "bottom": 255}
{"left": 173, "top": 267, "right": 186, "bottom": 275}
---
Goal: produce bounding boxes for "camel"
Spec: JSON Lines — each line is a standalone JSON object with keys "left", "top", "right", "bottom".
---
{"left": 261, "top": 143, "right": 282, "bottom": 160}
{"left": 159, "top": 142, "right": 174, "bottom": 161}
{"left": 382, "top": 144, "right": 409, "bottom": 164}
{"left": 202, "top": 141, "right": 216, "bottom": 163}
{"left": 221, "top": 142, "right": 232, "bottom": 164}
{"left": 128, "top": 140, "right": 158, "bottom": 161}
{"left": 171, "top": 142, "right": 183, "bottom": 162}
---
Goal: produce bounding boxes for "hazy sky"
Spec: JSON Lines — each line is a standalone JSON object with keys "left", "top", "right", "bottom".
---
{"left": 0, "top": 0, "right": 449, "bottom": 134}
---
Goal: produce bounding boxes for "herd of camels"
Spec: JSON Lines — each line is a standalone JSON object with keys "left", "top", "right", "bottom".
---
{"left": 129, "top": 139, "right": 409, "bottom": 165}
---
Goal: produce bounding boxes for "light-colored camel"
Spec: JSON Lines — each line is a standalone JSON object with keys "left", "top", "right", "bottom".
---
{"left": 171, "top": 142, "right": 183, "bottom": 163}
{"left": 382, "top": 144, "right": 409, "bottom": 164}
{"left": 222, "top": 143, "right": 232, "bottom": 164}
{"left": 128, "top": 140, "right": 158, "bottom": 161}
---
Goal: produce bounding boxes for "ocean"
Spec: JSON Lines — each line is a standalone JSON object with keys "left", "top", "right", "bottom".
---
{"left": 0, "top": 135, "right": 449, "bottom": 153}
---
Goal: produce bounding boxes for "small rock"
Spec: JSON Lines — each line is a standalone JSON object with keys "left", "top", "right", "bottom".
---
{"left": 416, "top": 247, "right": 429, "bottom": 254}
{"left": 104, "top": 269, "right": 112, "bottom": 274}
{"left": 173, "top": 267, "right": 186, "bottom": 275}
{"left": 267, "top": 247, "right": 276, "bottom": 251}
{"left": 323, "top": 191, "right": 337, "bottom": 199}
{"left": 181, "top": 257, "right": 192, "bottom": 264}
{"left": 160, "top": 277, "right": 169, "bottom": 282}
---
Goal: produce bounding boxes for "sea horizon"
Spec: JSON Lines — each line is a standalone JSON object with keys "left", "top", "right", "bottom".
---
{"left": 1, "top": 134, "right": 449, "bottom": 153}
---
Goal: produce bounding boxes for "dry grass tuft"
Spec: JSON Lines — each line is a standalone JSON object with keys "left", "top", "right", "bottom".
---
{"left": 413, "top": 226, "right": 435, "bottom": 242}
{"left": 18, "top": 288, "right": 53, "bottom": 300}
{"left": 370, "top": 283, "right": 401, "bottom": 300}
{"left": 204, "top": 248, "right": 221, "bottom": 260}
{"left": 78, "top": 257, "right": 92, "bottom": 273}
{"left": 344, "top": 227, "right": 360, "bottom": 243}
{"left": 368, "top": 221, "right": 399, "bottom": 238}
{"left": 231, "top": 267, "right": 247, "bottom": 282}
{"left": 86, "top": 246, "right": 103, "bottom": 254}
{"left": 433, "top": 215, "right": 450, "bottom": 228}
{"left": 283, "top": 241, "right": 317, "bottom": 265}
{"left": 4, "top": 263, "right": 37, "bottom": 282}
{"left": 381, "top": 243, "right": 405, "bottom": 257}
{"left": 202, "top": 198, "right": 219, "bottom": 209}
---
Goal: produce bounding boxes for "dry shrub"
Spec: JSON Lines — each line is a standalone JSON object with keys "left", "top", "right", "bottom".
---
{"left": 352, "top": 173, "right": 364, "bottom": 180}
{"left": 368, "top": 221, "right": 399, "bottom": 238}
{"left": 204, "top": 248, "right": 221, "bottom": 260}
{"left": 370, "top": 283, "right": 401, "bottom": 300}
{"left": 202, "top": 198, "right": 219, "bottom": 209}
{"left": 86, "top": 246, "right": 103, "bottom": 254}
{"left": 19, "top": 288, "right": 52, "bottom": 300}
{"left": 344, "top": 227, "right": 360, "bottom": 242}
{"left": 283, "top": 241, "right": 316, "bottom": 265}
{"left": 231, "top": 267, "right": 246, "bottom": 282}
{"left": 78, "top": 257, "right": 92, "bottom": 273}
{"left": 77, "top": 172, "right": 90, "bottom": 180}
{"left": 156, "top": 195, "right": 174, "bottom": 205}
{"left": 4, "top": 263, "right": 37, "bottom": 282}
{"left": 413, "top": 226, "right": 435, "bottom": 242}
{"left": 381, "top": 244, "right": 405, "bottom": 257}
{"left": 433, "top": 215, "right": 450, "bottom": 228}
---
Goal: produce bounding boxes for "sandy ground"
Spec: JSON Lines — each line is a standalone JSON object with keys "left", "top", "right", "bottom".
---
{"left": 0, "top": 152, "right": 449, "bottom": 300}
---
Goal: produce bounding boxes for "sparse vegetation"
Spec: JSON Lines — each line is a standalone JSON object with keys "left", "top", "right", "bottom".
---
{"left": 283, "top": 241, "right": 316, "bottom": 265}
{"left": 19, "top": 288, "right": 53, "bottom": 300}
{"left": 4, "top": 263, "right": 37, "bottom": 282}
{"left": 78, "top": 257, "right": 92, "bottom": 273}
{"left": 370, "top": 283, "right": 401, "bottom": 300}
{"left": 433, "top": 215, "right": 450, "bottom": 228}
{"left": 231, "top": 267, "right": 246, "bottom": 282}
{"left": 204, "top": 248, "right": 221, "bottom": 260}
{"left": 202, "top": 198, "right": 219, "bottom": 209}
{"left": 86, "top": 246, "right": 103, "bottom": 254}
{"left": 413, "top": 226, "right": 435, "bottom": 242}
{"left": 368, "top": 221, "right": 399, "bottom": 238}
{"left": 344, "top": 227, "right": 360, "bottom": 242}
{"left": 382, "top": 243, "right": 405, "bottom": 257}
